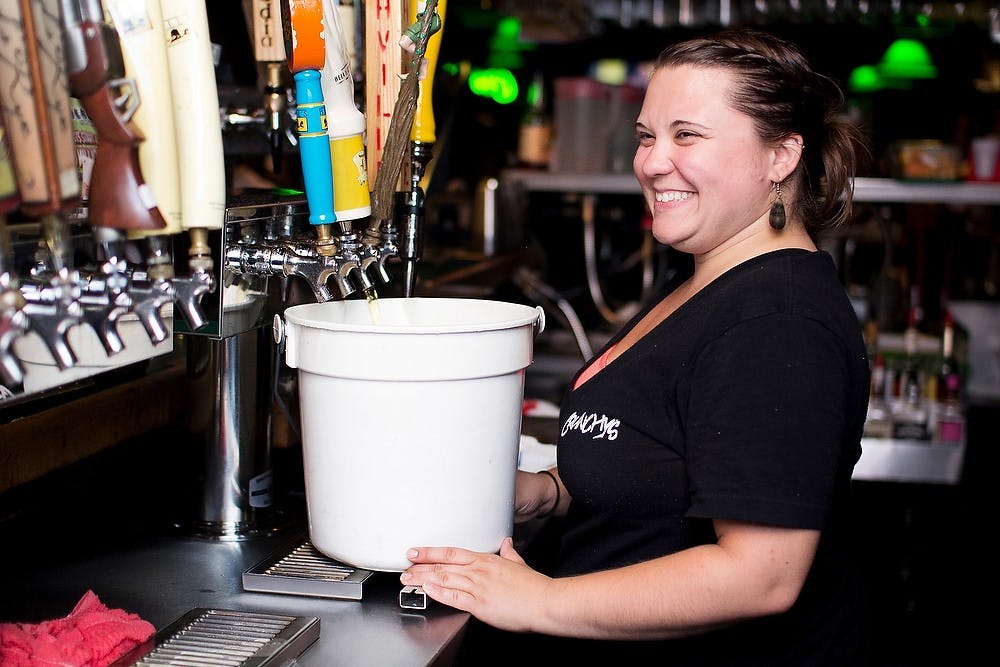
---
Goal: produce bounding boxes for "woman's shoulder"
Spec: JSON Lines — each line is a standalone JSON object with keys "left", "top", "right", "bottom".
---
{"left": 701, "top": 249, "right": 859, "bottom": 333}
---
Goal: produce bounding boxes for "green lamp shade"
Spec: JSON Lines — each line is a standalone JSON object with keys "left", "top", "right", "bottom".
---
{"left": 849, "top": 64, "right": 885, "bottom": 93}
{"left": 878, "top": 38, "right": 937, "bottom": 79}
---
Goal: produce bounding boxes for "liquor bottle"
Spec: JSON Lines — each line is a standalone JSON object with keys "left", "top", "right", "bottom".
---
{"left": 935, "top": 310, "right": 965, "bottom": 443}
{"left": 864, "top": 352, "right": 894, "bottom": 438}
{"left": 892, "top": 304, "right": 930, "bottom": 440}
{"left": 516, "top": 72, "right": 552, "bottom": 169}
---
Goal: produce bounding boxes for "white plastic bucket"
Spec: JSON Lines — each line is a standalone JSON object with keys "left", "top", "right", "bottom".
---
{"left": 280, "top": 297, "right": 545, "bottom": 571}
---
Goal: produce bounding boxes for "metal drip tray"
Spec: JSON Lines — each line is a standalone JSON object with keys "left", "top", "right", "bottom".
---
{"left": 242, "top": 541, "right": 373, "bottom": 600}
{"left": 112, "top": 608, "right": 320, "bottom": 666}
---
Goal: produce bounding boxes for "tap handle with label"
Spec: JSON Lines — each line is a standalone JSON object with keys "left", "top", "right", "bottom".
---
{"left": 284, "top": 0, "right": 335, "bottom": 227}
{"left": 61, "top": 0, "right": 166, "bottom": 232}
{"left": 0, "top": 0, "right": 83, "bottom": 369}
{"left": 0, "top": 0, "right": 80, "bottom": 215}
{"left": 250, "top": 0, "right": 287, "bottom": 173}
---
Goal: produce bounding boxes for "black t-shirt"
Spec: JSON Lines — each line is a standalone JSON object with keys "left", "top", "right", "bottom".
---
{"left": 552, "top": 249, "right": 872, "bottom": 665}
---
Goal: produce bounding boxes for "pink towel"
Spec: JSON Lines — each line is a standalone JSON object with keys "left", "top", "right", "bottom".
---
{"left": 0, "top": 589, "right": 155, "bottom": 667}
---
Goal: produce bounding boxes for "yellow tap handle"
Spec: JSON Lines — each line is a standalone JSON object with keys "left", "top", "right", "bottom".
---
{"left": 408, "top": 0, "right": 446, "bottom": 147}
{"left": 321, "top": 0, "right": 370, "bottom": 221}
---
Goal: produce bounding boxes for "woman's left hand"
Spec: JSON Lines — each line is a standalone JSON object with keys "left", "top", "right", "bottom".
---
{"left": 401, "top": 537, "right": 552, "bottom": 632}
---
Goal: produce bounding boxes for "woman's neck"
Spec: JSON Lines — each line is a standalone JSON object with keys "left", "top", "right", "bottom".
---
{"left": 691, "top": 226, "right": 815, "bottom": 294}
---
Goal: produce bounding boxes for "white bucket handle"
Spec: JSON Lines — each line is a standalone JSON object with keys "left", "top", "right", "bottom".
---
{"left": 533, "top": 305, "right": 546, "bottom": 338}
{"left": 273, "top": 314, "right": 298, "bottom": 368}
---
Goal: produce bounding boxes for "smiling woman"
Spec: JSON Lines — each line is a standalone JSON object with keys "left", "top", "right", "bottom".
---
{"left": 401, "top": 27, "right": 875, "bottom": 666}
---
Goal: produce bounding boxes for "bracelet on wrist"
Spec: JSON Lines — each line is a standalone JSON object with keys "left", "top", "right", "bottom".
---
{"left": 537, "top": 469, "right": 560, "bottom": 519}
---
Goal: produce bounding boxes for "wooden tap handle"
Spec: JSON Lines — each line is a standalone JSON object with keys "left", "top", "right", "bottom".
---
{"left": 409, "top": 0, "right": 446, "bottom": 147}
{"left": 250, "top": 0, "right": 286, "bottom": 63}
{"left": 0, "top": 0, "right": 81, "bottom": 216}
{"left": 66, "top": 7, "right": 165, "bottom": 232}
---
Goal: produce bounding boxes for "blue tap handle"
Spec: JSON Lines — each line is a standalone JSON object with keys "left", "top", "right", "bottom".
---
{"left": 294, "top": 70, "right": 336, "bottom": 226}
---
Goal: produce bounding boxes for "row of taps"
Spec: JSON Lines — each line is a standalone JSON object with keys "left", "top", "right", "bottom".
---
{"left": 223, "top": 192, "right": 404, "bottom": 304}
{"left": 1, "top": 0, "right": 436, "bottom": 394}
{"left": 0, "top": 218, "right": 214, "bottom": 385}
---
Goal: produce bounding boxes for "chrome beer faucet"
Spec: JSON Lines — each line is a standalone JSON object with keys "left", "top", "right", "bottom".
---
{"left": 76, "top": 226, "right": 132, "bottom": 356}
{"left": 0, "top": 217, "right": 28, "bottom": 387}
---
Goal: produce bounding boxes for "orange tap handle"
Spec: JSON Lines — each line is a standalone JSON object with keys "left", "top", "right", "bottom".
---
{"left": 283, "top": 0, "right": 326, "bottom": 73}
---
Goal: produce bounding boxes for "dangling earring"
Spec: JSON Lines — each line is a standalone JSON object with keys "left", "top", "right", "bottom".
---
{"left": 769, "top": 180, "right": 786, "bottom": 230}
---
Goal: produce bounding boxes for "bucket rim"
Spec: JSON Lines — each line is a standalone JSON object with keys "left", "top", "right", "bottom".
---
{"left": 283, "top": 297, "right": 542, "bottom": 334}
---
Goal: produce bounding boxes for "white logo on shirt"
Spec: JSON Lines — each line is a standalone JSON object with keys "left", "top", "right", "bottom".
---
{"left": 560, "top": 411, "right": 620, "bottom": 441}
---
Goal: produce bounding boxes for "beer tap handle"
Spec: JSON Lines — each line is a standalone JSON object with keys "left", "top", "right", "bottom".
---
{"left": 161, "top": 0, "right": 225, "bottom": 234}
{"left": 284, "top": 1, "right": 335, "bottom": 228}
{"left": 104, "top": 1, "right": 185, "bottom": 341}
{"left": 408, "top": 0, "right": 445, "bottom": 161}
{"left": 62, "top": 0, "right": 167, "bottom": 232}
{"left": 159, "top": 0, "right": 224, "bottom": 329}
{"left": 401, "top": 0, "right": 444, "bottom": 297}
{"left": 249, "top": 0, "right": 287, "bottom": 172}
{"left": 281, "top": 0, "right": 345, "bottom": 301}
{"left": 320, "top": 0, "right": 369, "bottom": 224}
{"left": 368, "top": 1, "right": 438, "bottom": 225}
{"left": 265, "top": 63, "right": 287, "bottom": 173}
{"left": 0, "top": 0, "right": 80, "bottom": 214}
{"left": 0, "top": 0, "right": 84, "bottom": 368}
{"left": 292, "top": 68, "right": 336, "bottom": 230}
{"left": 106, "top": 0, "right": 183, "bottom": 235}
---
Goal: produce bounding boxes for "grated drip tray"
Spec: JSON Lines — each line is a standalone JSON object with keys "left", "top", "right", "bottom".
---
{"left": 242, "top": 541, "right": 373, "bottom": 600}
{"left": 112, "top": 608, "right": 320, "bottom": 666}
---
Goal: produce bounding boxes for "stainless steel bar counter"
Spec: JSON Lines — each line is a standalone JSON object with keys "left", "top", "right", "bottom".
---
{"left": 0, "top": 438, "right": 470, "bottom": 666}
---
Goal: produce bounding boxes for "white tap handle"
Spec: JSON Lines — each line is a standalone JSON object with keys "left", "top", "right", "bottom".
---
{"left": 160, "top": 0, "right": 225, "bottom": 231}
{"left": 321, "top": 0, "right": 369, "bottom": 221}
{"left": 106, "top": 0, "right": 183, "bottom": 236}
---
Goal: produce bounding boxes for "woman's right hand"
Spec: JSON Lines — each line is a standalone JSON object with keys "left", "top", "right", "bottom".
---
{"left": 513, "top": 469, "right": 563, "bottom": 523}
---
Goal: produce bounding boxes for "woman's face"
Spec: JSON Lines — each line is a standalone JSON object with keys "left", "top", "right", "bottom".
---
{"left": 633, "top": 65, "right": 776, "bottom": 257}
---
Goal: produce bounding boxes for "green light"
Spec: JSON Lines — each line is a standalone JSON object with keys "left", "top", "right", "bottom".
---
{"left": 525, "top": 77, "right": 541, "bottom": 107}
{"left": 490, "top": 15, "right": 528, "bottom": 52}
{"left": 468, "top": 68, "right": 518, "bottom": 105}
{"left": 878, "top": 38, "right": 937, "bottom": 79}
{"left": 495, "top": 16, "right": 521, "bottom": 39}
{"left": 848, "top": 65, "right": 884, "bottom": 93}
{"left": 487, "top": 15, "right": 531, "bottom": 69}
